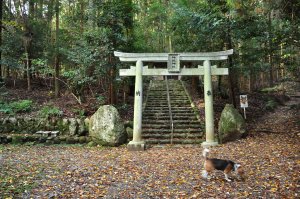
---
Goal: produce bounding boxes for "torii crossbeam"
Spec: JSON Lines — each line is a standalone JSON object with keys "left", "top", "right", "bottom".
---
{"left": 114, "top": 50, "right": 233, "bottom": 151}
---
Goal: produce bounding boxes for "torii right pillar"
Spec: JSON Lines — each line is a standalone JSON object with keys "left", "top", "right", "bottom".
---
{"left": 201, "top": 60, "right": 218, "bottom": 147}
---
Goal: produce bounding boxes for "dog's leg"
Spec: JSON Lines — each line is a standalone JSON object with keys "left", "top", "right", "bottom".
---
{"left": 202, "top": 170, "right": 208, "bottom": 179}
{"left": 202, "top": 170, "right": 208, "bottom": 178}
{"left": 224, "top": 173, "right": 231, "bottom": 182}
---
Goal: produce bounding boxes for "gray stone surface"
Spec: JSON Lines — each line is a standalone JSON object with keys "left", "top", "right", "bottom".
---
{"left": 89, "top": 105, "right": 126, "bottom": 146}
{"left": 77, "top": 119, "right": 86, "bottom": 136}
{"left": 218, "top": 104, "right": 246, "bottom": 143}
{"left": 69, "top": 118, "right": 78, "bottom": 136}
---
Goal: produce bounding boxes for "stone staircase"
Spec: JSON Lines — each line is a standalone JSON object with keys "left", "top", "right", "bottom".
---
{"left": 142, "top": 79, "right": 204, "bottom": 145}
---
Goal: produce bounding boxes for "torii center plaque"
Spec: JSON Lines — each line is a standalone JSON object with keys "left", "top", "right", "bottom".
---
{"left": 114, "top": 50, "right": 233, "bottom": 151}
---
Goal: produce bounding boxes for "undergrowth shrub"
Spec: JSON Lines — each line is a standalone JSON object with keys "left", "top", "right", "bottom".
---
{"left": 10, "top": 100, "right": 33, "bottom": 113}
{"left": 0, "top": 100, "right": 33, "bottom": 114}
{"left": 38, "top": 106, "right": 63, "bottom": 118}
{"left": 265, "top": 99, "right": 278, "bottom": 111}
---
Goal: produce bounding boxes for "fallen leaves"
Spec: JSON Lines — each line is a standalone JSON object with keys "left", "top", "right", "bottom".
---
{"left": 1, "top": 136, "right": 299, "bottom": 198}
{"left": 1, "top": 100, "right": 299, "bottom": 198}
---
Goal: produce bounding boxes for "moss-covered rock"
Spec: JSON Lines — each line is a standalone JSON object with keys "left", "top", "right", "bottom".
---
{"left": 218, "top": 104, "right": 246, "bottom": 143}
{"left": 87, "top": 141, "right": 97, "bottom": 147}
{"left": 53, "top": 137, "right": 61, "bottom": 144}
{"left": 69, "top": 118, "right": 78, "bottom": 136}
{"left": 66, "top": 137, "right": 76, "bottom": 144}
{"left": 78, "top": 136, "right": 87, "bottom": 143}
{"left": 89, "top": 105, "right": 126, "bottom": 146}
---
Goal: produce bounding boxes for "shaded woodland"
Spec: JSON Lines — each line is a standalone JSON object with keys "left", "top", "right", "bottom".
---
{"left": 0, "top": 0, "right": 299, "bottom": 111}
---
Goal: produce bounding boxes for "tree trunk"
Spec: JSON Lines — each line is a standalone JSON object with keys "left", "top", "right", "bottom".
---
{"left": 25, "top": 44, "right": 32, "bottom": 91}
{"left": 226, "top": 19, "right": 237, "bottom": 108}
{"left": 0, "top": 0, "right": 2, "bottom": 82}
{"left": 88, "top": 0, "right": 94, "bottom": 27}
{"left": 268, "top": 10, "right": 274, "bottom": 87}
{"left": 109, "top": 66, "right": 116, "bottom": 104}
{"left": 80, "top": 0, "right": 84, "bottom": 34}
{"left": 38, "top": 0, "right": 44, "bottom": 18}
{"left": 54, "top": 0, "right": 60, "bottom": 98}
{"left": 29, "top": 0, "right": 35, "bottom": 19}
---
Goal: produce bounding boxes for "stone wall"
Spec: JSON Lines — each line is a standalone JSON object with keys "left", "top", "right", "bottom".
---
{"left": 0, "top": 117, "right": 89, "bottom": 144}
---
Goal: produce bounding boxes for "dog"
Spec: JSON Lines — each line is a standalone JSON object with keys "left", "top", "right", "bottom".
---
{"left": 202, "top": 148, "right": 245, "bottom": 182}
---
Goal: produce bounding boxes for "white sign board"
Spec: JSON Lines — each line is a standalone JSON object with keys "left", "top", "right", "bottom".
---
{"left": 240, "top": 95, "right": 248, "bottom": 108}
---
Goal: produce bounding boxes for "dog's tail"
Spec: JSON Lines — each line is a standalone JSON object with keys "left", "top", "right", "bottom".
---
{"left": 203, "top": 148, "right": 210, "bottom": 159}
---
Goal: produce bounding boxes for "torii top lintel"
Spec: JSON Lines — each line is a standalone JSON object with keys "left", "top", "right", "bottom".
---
{"left": 114, "top": 50, "right": 233, "bottom": 62}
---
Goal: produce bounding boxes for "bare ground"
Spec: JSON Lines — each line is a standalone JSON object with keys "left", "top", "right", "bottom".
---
{"left": 0, "top": 98, "right": 299, "bottom": 198}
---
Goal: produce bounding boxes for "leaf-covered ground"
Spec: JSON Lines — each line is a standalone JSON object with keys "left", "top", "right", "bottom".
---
{"left": 1, "top": 99, "right": 299, "bottom": 198}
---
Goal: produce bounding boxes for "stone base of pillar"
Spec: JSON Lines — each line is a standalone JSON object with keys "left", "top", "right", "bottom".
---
{"left": 127, "top": 141, "right": 146, "bottom": 151}
{"left": 201, "top": 141, "right": 218, "bottom": 147}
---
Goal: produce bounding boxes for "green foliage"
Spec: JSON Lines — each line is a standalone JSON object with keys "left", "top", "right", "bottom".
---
{"left": 11, "top": 135, "right": 24, "bottom": 145}
{"left": 10, "top": 100, "right": 33, "bottom": 113}
{"left": 0, "top": 100, "right": 33, "bottom": 114}
{"left": 0, "top": 101, "right": 13, "bottom": 114}
{"left": 72, "top": 108, "right": 85, "bottom": 117}
{"left": 96, "top": 95, "right": 106, "bottom": 106}
{"left": 1, "top": 0, "right": 299, "bottom": 101}
{"left": 289, "top": 104, "right": 300, "bottom": 111}
{"left": 261, "top": 85, "right": 285, "bottom": 93}
{"left": 265, "top": 99, "right": 278, "bottom": 111}
{"left": 117, "top": 103, "right": 129, "bottom": 112}
{"left": 38, "top": 106, "right": 63, "bottom": 118}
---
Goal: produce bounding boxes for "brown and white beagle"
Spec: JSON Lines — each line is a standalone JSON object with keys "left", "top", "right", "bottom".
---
{"left": 202, "top": 148, "right": 245, "bottom": 182}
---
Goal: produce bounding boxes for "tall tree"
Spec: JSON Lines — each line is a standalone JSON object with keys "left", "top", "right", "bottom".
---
{"left": 54, "top": 0, "right": 60, "bottom": 97}
{"left": 0, "top": 0, "right": 2, "bottom": 82}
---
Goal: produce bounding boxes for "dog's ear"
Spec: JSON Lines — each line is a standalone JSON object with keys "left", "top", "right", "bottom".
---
{"left": 236, "top": 165, "right": 245, "bottom": 177}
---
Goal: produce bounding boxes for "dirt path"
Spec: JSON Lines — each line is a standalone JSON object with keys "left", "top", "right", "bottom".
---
{"left": 0, "top": 96, "right": 299, "bottom": 198}
{"left": 249, "top": 91, "right": 300, "bottom": 136}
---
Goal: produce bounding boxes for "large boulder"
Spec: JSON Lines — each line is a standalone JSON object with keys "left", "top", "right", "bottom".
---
{"left": 89, "top": 105, "right": 126, "bottom": 146}
{"left": 218, "top": 104, "right": 246, "bottom": 143}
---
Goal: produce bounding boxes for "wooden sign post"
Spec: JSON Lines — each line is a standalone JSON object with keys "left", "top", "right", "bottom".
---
{"left": 240, "top": 95, "right": 248, "bottom": 119}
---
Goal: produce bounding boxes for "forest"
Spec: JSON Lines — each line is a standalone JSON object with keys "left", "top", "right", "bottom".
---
{"left": 0, "top": 0, "right": 299, "bottom": 111}
{"left": 0, "top": 1, "right": 300, "bottom": 198}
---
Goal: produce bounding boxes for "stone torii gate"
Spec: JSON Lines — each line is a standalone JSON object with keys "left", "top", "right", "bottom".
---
{"left": 114, "top": 50, "right": 233, "bottom": 150}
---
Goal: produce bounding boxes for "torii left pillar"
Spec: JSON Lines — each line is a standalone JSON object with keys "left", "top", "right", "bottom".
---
{"left": 127, "top": 60, "right": 145, "bottom": 151}
{"left": 201, "top": 60, "right": 218, "bottom": 147}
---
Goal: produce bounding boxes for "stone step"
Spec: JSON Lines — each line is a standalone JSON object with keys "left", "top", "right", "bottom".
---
{"left": 142, "top": 133, "right": 203, "bottom": 139}
{"left": 142, "top": 80, "right": 204, "bottom": 145}
{"left": 142, "top": 124, "right": 170, "bottom": 128}
{"left": 147, "top": 97, "right": 188, "bottom": 100}
{"left": 143, "top": 120, "right": 201, "bottom": 124}
{"left": 173, "top": 124, "right": 203, "bottom": 128}
{"left": 143, "top": 112, "right": 171, "bottom": 116}
{"left": 145, "top": 139, "right": 203, "bottom": 145}
{"left": 143, "top": 108, "right": 169, "bottom": 111}
{"left": 142, "top": 128, "right": 203, "bottom": 133}
{"left": 142, "top": 124, "right": 202, "bottom": 129}
{"left": 143, "top": 115, "right": 197, "bottom": 120}
{"left": 170, "top": 105, "right": 192, "bottom": 107}
{"left": 145, "top": 104, "right": 172, "bottom": 107}
{"left": 143, "top": 112, "right": 195, "bottom": 116}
